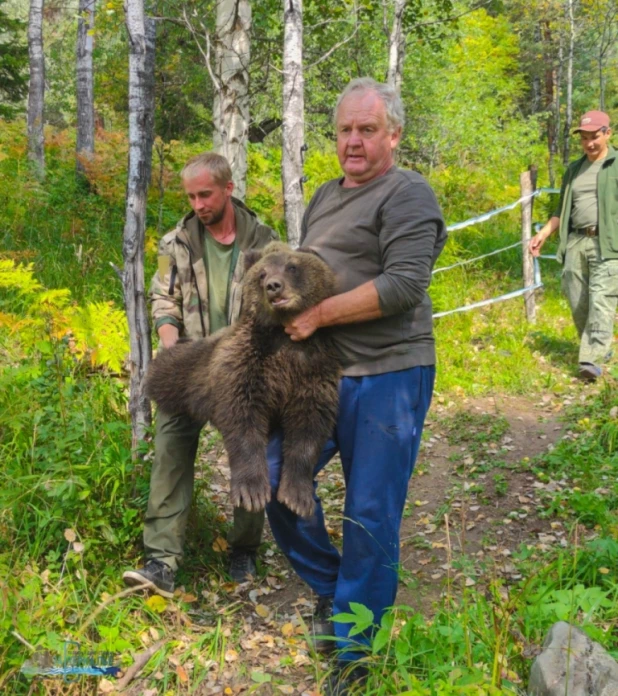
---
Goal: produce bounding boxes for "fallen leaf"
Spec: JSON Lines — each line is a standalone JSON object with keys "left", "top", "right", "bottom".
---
{"left": 255, "top": 604, "right": 270, "bottom": 618}
{"left": 599, "top": 567, "right": 610, "bottom": 575}
{"left": 277, "top": 686, "right": 295, "bottom": 694}
{"left": 98, "top": 678, "right": 115, "bottom": 694}
{"left": 181, "top": 593, "right": 198, "bottom": 603}
{"left": 281, "top": 622, "right": 294, "bottom": 637}
{"left": 176, "top": 665, "right": 188, "bottom": 683}
{"left": 145, "top": 595, "right": 168, "bottom": 613}
{"left": 213, "top": 536, "right": 229, "bottom": 552}
{"left": 224, "top": 649, "right": 238, "bottom": 662}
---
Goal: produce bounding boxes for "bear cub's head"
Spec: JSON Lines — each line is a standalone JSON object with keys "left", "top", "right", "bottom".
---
{"left": 242, "top": 242, "right": 337, "bottom": 323}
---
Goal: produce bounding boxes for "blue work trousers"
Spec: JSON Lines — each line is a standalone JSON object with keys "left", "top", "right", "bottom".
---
{"left": 266, "top": 365, "right": 435, "bottom": 655}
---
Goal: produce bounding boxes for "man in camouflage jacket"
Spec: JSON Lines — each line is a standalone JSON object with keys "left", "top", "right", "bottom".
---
{"left": 124, "top": 152, "right": 278, "bottom": 597}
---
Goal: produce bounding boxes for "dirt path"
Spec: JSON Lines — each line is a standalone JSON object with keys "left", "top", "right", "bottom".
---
{"left": 176, "top": 391, "right": 574, "bottom": 694}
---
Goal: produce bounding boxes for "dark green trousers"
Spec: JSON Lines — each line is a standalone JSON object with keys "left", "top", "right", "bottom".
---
{"left": 143, "top": 410, "right": 265, "bottom": 571}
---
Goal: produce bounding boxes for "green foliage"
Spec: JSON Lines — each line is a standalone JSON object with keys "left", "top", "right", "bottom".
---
{"left": 0, "top": 0, "right": 28, "bottom": 118}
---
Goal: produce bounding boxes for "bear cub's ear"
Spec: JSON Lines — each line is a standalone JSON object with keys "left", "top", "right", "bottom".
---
{"left": 244, "top": 249, "right": 263, "bottom": 271}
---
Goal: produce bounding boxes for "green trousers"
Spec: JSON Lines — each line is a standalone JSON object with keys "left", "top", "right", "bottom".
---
{"left": 562, "top": 234, "right": 618, "bottom": 366}
{"left": 143, "top": 410, "right": 265, "bottom": 571}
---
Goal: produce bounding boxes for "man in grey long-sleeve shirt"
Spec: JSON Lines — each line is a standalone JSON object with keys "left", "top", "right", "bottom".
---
{"left": 265, "top": 78, "right": 446, "bottom": 693}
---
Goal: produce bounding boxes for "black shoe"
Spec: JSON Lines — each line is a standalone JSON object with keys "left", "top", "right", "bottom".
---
{"left": 309, "top": 595, "right": 336, "bottom": 653}
{"left": 579, "top": 362, "right": 602, "bottom": 382}
{"left": 123, "top": 559, "right": 175, "bottom": 598}
{"left": 228, "top": 550, "right": 257, "bottom": 583}
{"left": 324, "top": 664, "right": 368, "bottom": 696}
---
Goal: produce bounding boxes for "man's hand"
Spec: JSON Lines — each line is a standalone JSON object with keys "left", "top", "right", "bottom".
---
{"left": 284, "top": 305, "right": 322, "bottom": 342}
{"left": 529, "top": 216, "right": 560, "bottom": 257}
{"left": 528, "top": 231, "right": 548, "bottom": 257}
{"left": 158, "top": 324, "right": 180, "bottom": 349}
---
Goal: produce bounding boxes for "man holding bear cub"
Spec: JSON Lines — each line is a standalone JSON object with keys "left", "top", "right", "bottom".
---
{"left": 265, "top": 77, "right": 447, "bottom": 690}
{"left": 123, "top": 152, "right": 278, "bottom": 595}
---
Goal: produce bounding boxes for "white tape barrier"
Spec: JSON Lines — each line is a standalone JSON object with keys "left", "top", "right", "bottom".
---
{"left": 433, "top": 256, "right": 543, "bottom": 318}
{"left": 446, "top": 188, "right": 560, "bottom": 233}
{"left": 432, "top": 241, "right": 522, "bottom": 275}
{"left": 433, "top": 282, "right": 543, "bottom": 318}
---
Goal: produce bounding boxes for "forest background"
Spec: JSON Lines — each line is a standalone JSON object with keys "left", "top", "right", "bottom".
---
{"left": 1, "top": 0, "right": 618, "bottom": 694}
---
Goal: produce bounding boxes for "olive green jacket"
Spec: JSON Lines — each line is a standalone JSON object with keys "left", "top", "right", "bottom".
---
{"left": 554, "top": 145, "right": 618, "bottom": 263}
{"left": 150, "top": 198, "right": 278, "bottom": 339}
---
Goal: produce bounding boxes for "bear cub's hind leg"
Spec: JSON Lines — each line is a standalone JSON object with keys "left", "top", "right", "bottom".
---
{"left": 222, "top": 428, "right": 271, "bottom": 512}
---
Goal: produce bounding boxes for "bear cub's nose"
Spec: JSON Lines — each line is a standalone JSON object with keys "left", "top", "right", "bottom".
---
{"left": 266, "top": 278, "right": 284, "bottom": 297}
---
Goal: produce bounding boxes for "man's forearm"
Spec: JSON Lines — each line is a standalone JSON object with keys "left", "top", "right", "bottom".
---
{"left": 539, "top": 216, "right": 560, "bottom": 237}
{"left": 317, "top": 280, "right": 382, "bottom": 327}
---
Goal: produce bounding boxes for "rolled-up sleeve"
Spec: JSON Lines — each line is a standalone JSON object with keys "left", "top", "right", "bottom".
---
{"left": 373, "top": 179, "right": 446, "bottom": 316}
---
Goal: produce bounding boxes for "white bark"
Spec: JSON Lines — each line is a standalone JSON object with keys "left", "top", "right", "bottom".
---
{"left": 387, "top": 0, "right": 407, "bottom": 93}
{"left": 123, "top": 0, "right": 156, "bottom": 450}
{"left": 213, "top": 0, "right": 251, "bottom": 201}
{"left": 76, "top": 0, "right": 95, "bottom": 177}
{"left": 281, "top": 0, "right": 304, "bottom": 248}
{"left": 562, "top": 0, "right": 575, "bottom": 165}
{"left": 27, "top": 0, "right": 45, "bottom": 179}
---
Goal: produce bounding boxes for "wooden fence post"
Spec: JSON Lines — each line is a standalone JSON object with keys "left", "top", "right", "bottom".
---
{"left": 520, "top": 165, "right": 538, "bottom": 324}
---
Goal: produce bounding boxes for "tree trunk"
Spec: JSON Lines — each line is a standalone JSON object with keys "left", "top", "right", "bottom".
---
{"left": 123, "top": 0, "right": 156, "bottom": 451}
{"left": 387, "top": 0, "right": 406, "bottom": 93}
{"left": 76, "top": 0, "right": 95, "bottom": 179}
{"left": 213, "top": 0, "right": 251, "bottom": 201}
{"left": 542, "top": 21, "right": 557, "bottom": 187}
{"left": 281, "top": 0, "right": 305, "bottom": 247}
{"left": 598, "top": 48, "right": 605, "bottom": 110}
{"left": 562, "top": 0, "right": 574, "bottom": 165}
{"left": 27, "top": 0, "right": 45, "bottom": 179}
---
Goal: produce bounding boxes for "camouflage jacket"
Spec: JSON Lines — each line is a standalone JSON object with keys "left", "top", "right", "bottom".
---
{"left": 150, "top": 198, "right": 278, "bottom": 339}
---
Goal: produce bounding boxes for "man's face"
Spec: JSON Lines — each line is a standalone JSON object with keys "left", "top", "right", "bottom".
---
{"left": 336, "top": 90, "right": 402, "bottom": 187}
{"left": 183, "top": 168, "right": 233, "bottom": 226}
{"left": 579, "top": 128, "right": 612, "bottom": 162}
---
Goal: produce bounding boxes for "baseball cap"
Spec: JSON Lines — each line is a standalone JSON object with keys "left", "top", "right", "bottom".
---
{"left": 573, "top": 110, "right": 610, "bottom": 133}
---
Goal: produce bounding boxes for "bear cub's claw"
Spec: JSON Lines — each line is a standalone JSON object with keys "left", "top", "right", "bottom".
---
{"left": 231, "top": 477, "right": 271, "bottom": 513}
{"left": 277, "top": 480, "right": 315, "bottom": 518}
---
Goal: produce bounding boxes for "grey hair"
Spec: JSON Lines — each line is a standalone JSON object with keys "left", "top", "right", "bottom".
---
{"left": 334, "top": 78, "right": 405, "bottom": 132}
{"left": 180, "top": 152, "right": 232, "bottom": 187}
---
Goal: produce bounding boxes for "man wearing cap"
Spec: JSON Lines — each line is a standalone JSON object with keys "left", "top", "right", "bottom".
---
{"left": 530, "top": 110, "right": 618, "bottom": 381}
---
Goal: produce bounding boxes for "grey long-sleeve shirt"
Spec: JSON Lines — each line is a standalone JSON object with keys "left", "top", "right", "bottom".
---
{"left": 300, "top": 165, "right": 447, "bottom": 376}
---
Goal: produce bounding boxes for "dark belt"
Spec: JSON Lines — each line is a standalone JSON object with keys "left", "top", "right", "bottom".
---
{"left": 573, "top": 225, "right": 598, "bottom": 237}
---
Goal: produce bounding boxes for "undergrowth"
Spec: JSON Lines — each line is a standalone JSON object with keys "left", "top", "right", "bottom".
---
{"left": 1, "top": 121, "right": 617, "bottom": 695}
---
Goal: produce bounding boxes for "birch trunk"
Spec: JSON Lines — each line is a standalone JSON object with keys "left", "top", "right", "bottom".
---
{"left": 213, "top": 0, "right": 251, "bottom": 201}
{"left": 123, "top": 0, "right": 156, "bottom": 451}
{"left": 281, "top": 0, "right": 304, "bottom": 247}
{"left": 76, "top": 0, "right": 95, "bottom": 178}
{"left": 387, "top": 0, "right": 406, "bottom": 93}
{"left": 562, "top": 0, "right": 575, "bottom": 165}
{"left": 27, "top": 0, "right": 45, "bottom": 179}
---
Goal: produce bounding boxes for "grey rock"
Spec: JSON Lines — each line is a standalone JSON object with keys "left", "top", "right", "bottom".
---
{"left": 529, "top": 621, "right": 618, "bottom": 696}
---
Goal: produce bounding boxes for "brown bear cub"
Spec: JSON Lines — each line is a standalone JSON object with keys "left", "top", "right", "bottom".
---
{"left": 145, "top": 242, "right": 341, "bottom": 518}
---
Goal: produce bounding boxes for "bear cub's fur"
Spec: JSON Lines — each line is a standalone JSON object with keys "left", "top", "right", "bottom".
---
{"left": 145, "top": 242, "right": 341, "bottom": 518}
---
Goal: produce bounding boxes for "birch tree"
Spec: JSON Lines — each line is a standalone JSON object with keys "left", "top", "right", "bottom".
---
{"left": 562, "top": 0, "right": 575, "bottom": 164}
{"left": 27, "top": 0, "right": 45, "bottom": 179}
{"left": 123, "top": 0, "right": 156, "bottom": 449}
{"left": 213, "top": 0, "right": 251, "bottom": 201}
{"left": 282, "top": 0, "right": 304, "bottom": 247}
{"left": 76, "top": 0, "right": 95, "bottom": 179}
{"left": 387, "top": 0, "right": 407, "bottom": 92}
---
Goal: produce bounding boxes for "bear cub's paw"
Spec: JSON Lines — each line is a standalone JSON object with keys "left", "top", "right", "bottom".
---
{"left": 230, "top": 474, "right": 271, "bottom": 513}
{"left": 277, "top": 478, "right": 316, "bottom": 518}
